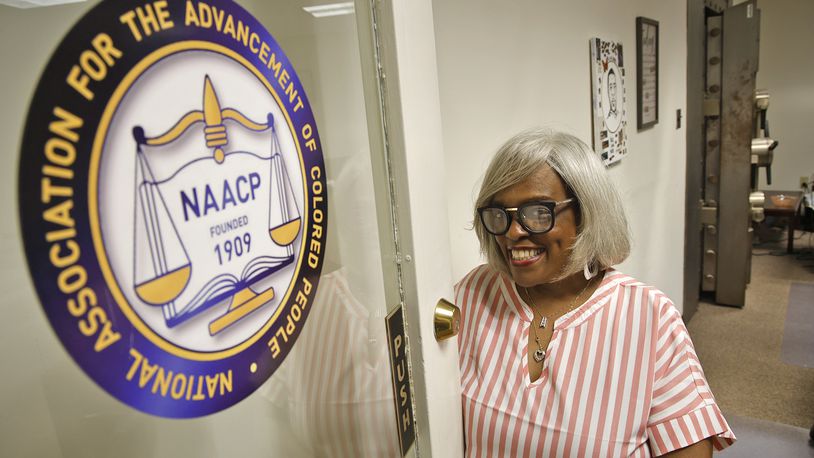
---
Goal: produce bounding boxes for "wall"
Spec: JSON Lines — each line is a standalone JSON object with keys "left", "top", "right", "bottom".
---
{"left": 433, "top": 0, "right": 688, "bottom": 309}
{"left": 755, "top": 0, "right": 814, "bottom": 191}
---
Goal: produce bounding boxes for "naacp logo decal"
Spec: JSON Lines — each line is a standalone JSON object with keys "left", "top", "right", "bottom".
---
{"left": 18, "top": 0, "right": 327, "bottom": 417}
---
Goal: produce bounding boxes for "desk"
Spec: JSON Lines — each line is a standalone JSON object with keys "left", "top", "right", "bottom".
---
{"left": 762, "top": 190, "right": 803, "bottom": 253}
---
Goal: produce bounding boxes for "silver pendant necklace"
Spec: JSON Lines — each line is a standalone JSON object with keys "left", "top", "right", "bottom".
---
{"left": 533, "top": 337, "right": 546, "bottom": 363}
{"left": 524, "top": 279, "right": 592, "bottom": 364}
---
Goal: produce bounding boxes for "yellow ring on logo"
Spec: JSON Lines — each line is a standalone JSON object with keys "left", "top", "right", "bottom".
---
{"left": 89, "top": 41, "right": 310, "bottom": 361}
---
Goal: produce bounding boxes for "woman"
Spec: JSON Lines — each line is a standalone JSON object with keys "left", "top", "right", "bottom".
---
{"left": 455, "top": 129, "right": 735, "bottom": 457}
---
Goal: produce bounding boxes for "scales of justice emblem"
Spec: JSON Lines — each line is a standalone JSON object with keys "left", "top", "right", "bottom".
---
{"left": 131, "top": 75, "right": 301, "bottom": 336}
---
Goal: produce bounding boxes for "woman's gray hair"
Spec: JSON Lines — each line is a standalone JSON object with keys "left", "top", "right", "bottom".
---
{"left": 474, "top": 128, "right": 631, "bottom": 279}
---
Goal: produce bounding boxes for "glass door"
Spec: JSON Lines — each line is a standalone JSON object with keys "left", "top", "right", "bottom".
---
{"left": 1, "top": 0, "right": 462, "bottom": 456}
{"left": 237, "top": 1, "right": 406, "bottom": 456}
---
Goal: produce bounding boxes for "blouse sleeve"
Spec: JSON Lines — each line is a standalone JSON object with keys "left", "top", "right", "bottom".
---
{"left": 646, "top": 297, "right": 736, "bottom": 455}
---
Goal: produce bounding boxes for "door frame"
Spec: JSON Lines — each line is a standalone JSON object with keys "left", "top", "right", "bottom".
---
{"left": 684, "top": 0, "right": 729, "bottom": 320}
{"left": 684, "top": 0, "right": 705, "bottom": 322}
{"left": 355, "top": 0, "right": 464, "bottom": 456}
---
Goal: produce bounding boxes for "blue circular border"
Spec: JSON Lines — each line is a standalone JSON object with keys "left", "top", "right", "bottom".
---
{"left": 18, "top": 0, "right": 327, "bottom": 418}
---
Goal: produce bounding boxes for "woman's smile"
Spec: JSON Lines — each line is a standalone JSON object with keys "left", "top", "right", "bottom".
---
{"left": 507, "top": 246, "right": 546, "bottom": 266}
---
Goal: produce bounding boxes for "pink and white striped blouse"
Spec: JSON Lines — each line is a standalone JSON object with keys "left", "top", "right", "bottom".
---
{"left": 455, "top": 265, "right": 735, "bottom": 457}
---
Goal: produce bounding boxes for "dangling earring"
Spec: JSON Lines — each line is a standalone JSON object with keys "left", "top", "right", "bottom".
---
{"left": 583, "top": 261, "right": 598, "bottom": 280}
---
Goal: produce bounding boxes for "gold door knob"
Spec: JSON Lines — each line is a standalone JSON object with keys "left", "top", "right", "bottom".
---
{"left": 434, "top": 298, "right": 460, "bottom": 341}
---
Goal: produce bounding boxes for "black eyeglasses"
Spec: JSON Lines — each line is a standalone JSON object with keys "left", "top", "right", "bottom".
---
{"left": 478, "top": 198, "right": 575, "bottom": 236}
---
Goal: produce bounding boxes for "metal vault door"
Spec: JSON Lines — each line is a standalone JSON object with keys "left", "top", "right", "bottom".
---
{"left": 699, "top": 1, "right": 761, "bottom": 307}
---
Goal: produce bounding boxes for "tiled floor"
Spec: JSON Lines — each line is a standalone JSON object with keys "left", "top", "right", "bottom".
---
{"left": 782, "top": 282, "right": 814, "bottom": 368}
{"left": 719, "top": 415, "right": 814, "bottom": 457}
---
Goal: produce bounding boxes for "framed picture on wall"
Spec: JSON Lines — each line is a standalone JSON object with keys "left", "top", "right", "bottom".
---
{"left": 590, "top": 37, "right": 628, "bottom": 165}
{"left": 636, "top": 17, "right": 659, "bottom": 129}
